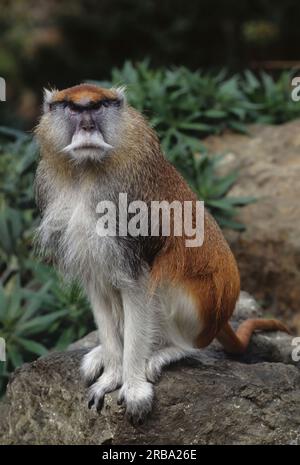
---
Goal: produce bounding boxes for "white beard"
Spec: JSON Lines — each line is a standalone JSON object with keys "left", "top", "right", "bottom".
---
{"left": 62, "top": 129, "right": 113, "bottom": 161}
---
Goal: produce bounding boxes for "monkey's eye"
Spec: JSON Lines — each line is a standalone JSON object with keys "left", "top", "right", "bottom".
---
{"left": 49, "top": 101, "right": 65, "bottom": 111}
{"left": 90, "top": 99, "right": 121, "bottom": 110}
{"left": 89, "top": 101, "right": 104, "bottom": 111}
{"left": 67, "top": 102, "right": 82, "bottom": 114}
{"left": 90, "top": 100, "right": 110, "bottom": 111}
{"left": 102, "top": 99, "right": 110, "bottom": 108}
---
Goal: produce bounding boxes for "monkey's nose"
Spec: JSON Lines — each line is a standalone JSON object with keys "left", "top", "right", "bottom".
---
{"left": 80, "top": 115, "right": 96, "bottom": 132}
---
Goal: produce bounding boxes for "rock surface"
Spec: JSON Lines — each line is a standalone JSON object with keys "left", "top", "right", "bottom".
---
{"left": 204, "top": 121, "right": 300, "bottom": 331}
{"left": 0, "top": 292, "right": 299, "bottom": 445}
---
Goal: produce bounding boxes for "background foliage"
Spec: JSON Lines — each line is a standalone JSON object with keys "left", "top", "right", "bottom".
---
{"left": 1, "top": 0, "right": 300, "bottom": 128}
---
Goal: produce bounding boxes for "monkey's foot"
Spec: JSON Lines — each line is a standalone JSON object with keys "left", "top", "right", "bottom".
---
{"left": 118, "top": 380, "right": 154, "bottom": 426}
{"left": 81, "top": 345, "right": 106, "bottom": 386}
{"left": 87, "top": 369, "right": 122, "bottom": 412}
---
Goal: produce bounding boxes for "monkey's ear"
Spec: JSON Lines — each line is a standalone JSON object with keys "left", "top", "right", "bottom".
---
{"left": 113, "top": 86, "right": 126, "bottom": 105}
{"left": 43, "top": 88, "right": 58, "bottom": 113}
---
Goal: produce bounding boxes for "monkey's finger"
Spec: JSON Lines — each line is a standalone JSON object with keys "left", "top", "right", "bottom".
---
{"left": 87, "top": 393, "right": 105, "bottom": 412}
{"left": 126, "top": 411, "right": 144, "bottom": 427}
{"left": 117, "top": 394, "right": 124, "bottom": 406}
{"left": 87, "top": 392, "right": 98, "bottom": 410}
{"left": 95, "top": 396, "right": 105, "bottom": 412}
{"left": 88, "top": 398, "right": 94, "bottom": 410}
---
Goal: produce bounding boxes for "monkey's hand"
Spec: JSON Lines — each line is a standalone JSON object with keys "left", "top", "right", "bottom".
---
{"left": 81, "top": 345, "right": 122, "bottom": 411}
{"left": 87, "top": 369, "right": 122, "bottom": 412}
{"left": 118, "top": 380, "right": 154, "bottom": 425}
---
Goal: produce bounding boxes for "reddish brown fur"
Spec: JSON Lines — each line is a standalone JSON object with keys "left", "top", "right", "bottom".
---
{"left": 148, "top": 162, "right": 241, "bottom": 348}
{"left": 148, "top": 160, "right": 289, "bottom": 351}
{"left": 217, "top": 319, "right": 290, "bottom": 354}
{"left": 52, "top": 84, "right": 118, "bottom": 104}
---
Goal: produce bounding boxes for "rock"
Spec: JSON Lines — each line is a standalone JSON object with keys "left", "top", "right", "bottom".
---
{"left": 204, "top": 121, "right": 300, "bottom": 331}
{"left": 0, "top": 399, "right": 9, "bottom": 440}
{"left": 1, "top": 292, "right": 299, "bottom": 445}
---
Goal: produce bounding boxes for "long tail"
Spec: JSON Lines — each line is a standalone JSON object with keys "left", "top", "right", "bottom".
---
{"left": 216, "top": 319, "right": 290, "bottom": 354}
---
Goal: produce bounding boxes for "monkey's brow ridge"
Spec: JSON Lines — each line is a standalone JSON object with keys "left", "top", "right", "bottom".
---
{"left": 51, "top": 98, "right": 118, "bottom": 110}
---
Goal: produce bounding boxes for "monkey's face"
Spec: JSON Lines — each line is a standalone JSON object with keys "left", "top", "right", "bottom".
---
{"left": 39, "top": 84, "right": 125, "bottom": 162}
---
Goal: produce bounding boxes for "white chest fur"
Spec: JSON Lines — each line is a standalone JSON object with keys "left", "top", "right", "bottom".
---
{"left": 38, "top": 182, "right": 111, "bottom": 282}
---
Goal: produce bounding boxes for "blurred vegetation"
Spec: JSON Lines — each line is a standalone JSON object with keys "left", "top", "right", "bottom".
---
{"left": 108, "top": 62, "right": 300, "bottom": 133}
{"left": 1, "top": 61, "right": 300, "bottom": 396}
{"left": 1, "top": 0, "right": 300, "bottom": 128}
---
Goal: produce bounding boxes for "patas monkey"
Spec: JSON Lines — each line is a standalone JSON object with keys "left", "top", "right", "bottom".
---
{"left": 35, "top": 84, "right": 289, "bottom": 424}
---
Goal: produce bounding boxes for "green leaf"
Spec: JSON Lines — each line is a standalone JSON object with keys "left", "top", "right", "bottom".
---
{"left": 214, "top": 215, "right": 246, "bottom": 231}
{"left": 227, "top": 121, "right": 249, "bottom": 134}
{"left": 8, "top": 347, "right": 23, "bottom": 368}
{"left": 224, "top": 196, "right": 256, "bottom": 206}
{"left": 16, "top": 338, "right": 48, "bottom": 356}
{"left": 19, "top": 282, "right": 53, "bottom": 323}
{"left": 203, "top": 109, "right": 227, "bottom": 119}
{"left": 177, "top": 122, "right": 213, "bottom": 132}
{"left": 16, "top": 310, "right": 68, "bottom": 336}
{"left": 0, "top": 126, "right": 28, "bottom": 141}
{"left": 244, "top": 70, "right": 260, "bottom": 90}
{"left": 0, "top": 284, "right": 7, "bottom": 320}
{"left": 206, "top": 199, "right": 237, "bottom": 215}
{"left": 208, "top": 171, "right": 238, "bottom": 198}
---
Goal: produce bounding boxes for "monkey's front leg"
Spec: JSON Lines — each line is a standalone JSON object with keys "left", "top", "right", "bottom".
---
{"left": 81, "top": 284, "right": 123, "bottom": 411}
{"left": 118, "top": 285, "right": 156, "bottom": 424}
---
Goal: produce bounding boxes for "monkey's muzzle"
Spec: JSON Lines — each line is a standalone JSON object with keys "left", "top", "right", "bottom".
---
{"left": 63, "top": 129, "right": 113, "bottom": 154}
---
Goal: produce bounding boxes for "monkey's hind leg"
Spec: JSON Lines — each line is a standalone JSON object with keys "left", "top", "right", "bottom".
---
{"left": 144, "top": 282, "right": 203, "bottom": 382}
